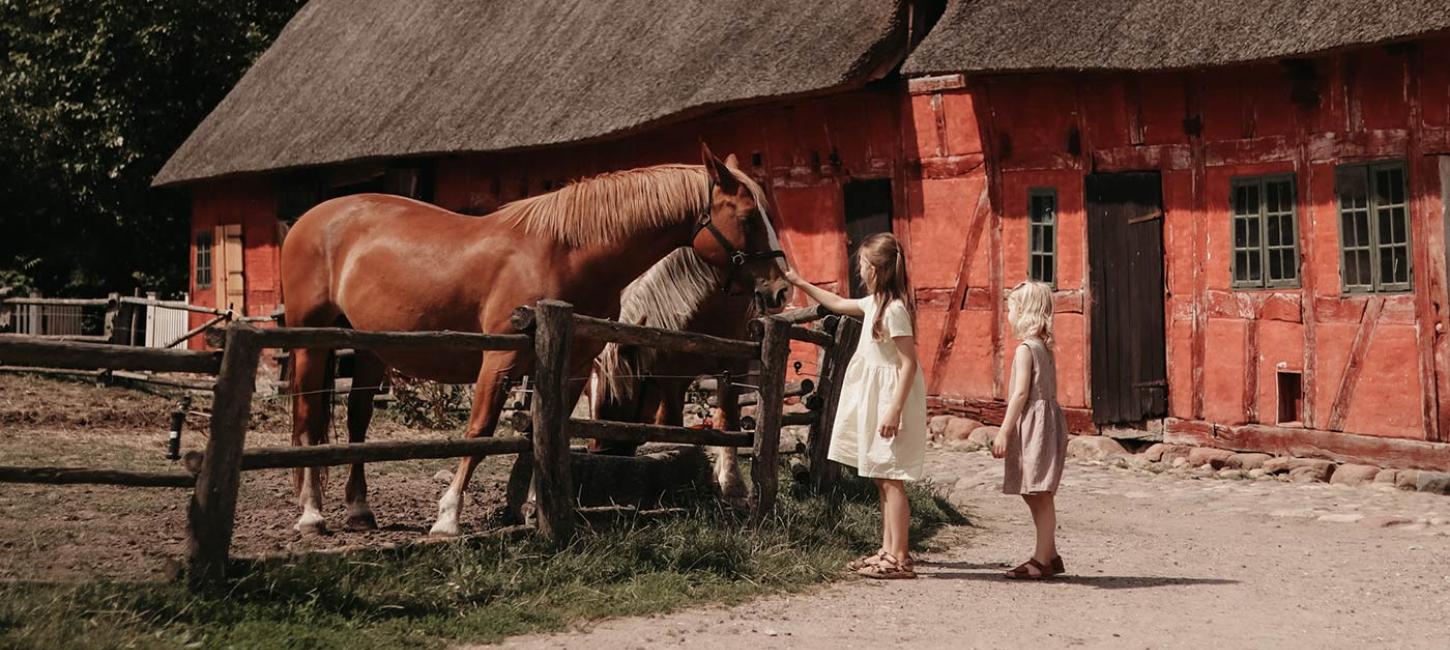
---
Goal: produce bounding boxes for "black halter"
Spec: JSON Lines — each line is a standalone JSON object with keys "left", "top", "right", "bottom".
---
{"left": 694, "top": 176, "right": 787, "bottom": 294}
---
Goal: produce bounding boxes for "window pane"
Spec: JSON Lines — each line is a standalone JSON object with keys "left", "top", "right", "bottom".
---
{"left": 1354, "top": 211, "right": 1370, "bottom": 246}
{"left": 1031, "top": 226, "right": 1042, "bottom": 251}
{"left": 1042, "top": 224, "right": 1054, "bottom": 253}
{"left": 1042, "top": 260, "right": 1054, "bottom": 284}
{"left": 1280, "top": 214, "right": 1295, "bottom": 248}
{"left": 1268, "top": 248, "right": 1282, "bottom": 281}
{"left": 1234, "top": 251, "right": 1248, "bottom": 282}
{"left": 1247, "top": 250, "right": 1261, "bottom": 281}
{"left": 1355, "top": 250, "right": 1373, "bottom": 287}
{"left": 1234, "top": 218, "right": 1249, "bottom": 248}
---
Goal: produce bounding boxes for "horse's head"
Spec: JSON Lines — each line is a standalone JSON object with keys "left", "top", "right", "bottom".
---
{"left": 692, "top": 143, "right": 792, "bottom": 312}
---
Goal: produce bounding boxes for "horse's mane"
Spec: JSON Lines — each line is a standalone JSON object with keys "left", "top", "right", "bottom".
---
{"left": 498, "top": 162, "right": 771, "bottom": 248}
{"left": 497, "top": 164, "right": 704, "bottom": 248}
{"left": 594, "top": 247, "right": 758, "bottom": 399}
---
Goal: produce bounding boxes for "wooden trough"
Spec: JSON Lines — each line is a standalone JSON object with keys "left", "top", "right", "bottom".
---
{"left": 0, "top": 298, "right": 861, "bottom": 591}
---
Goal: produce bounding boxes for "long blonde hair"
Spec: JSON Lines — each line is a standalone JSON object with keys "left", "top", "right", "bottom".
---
{"left": 1008, "top": 281, "right": 1054, "bottom": 345}
{"left": 858, "top": 233, "right": 916, "bottom": 341}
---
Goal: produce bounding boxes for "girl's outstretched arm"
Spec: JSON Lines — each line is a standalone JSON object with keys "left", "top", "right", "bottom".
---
{"left": 784, "top": 267, "right": 864, "bottom": 317}
{"left": 992, "top": 344, "right": 1034, "bottom": 458}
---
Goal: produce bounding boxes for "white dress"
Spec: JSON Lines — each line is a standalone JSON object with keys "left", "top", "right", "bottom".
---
{"left": 827, "top": 297, "right": 928, "bottom": 481}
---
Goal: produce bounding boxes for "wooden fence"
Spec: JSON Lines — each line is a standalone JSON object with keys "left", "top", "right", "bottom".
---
{"left": 0, "top": 299, "right": 860, "bottom": 591}
{"left": 1, "top": 293, "right": 272, "bottom": 352}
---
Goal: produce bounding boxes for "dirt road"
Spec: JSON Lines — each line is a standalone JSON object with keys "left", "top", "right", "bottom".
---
{"left": 496, "top": 448, "right": 1450, "bottom": 649}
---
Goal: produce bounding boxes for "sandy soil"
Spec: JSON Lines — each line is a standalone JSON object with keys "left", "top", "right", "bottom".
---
{"left": 0, "top": 374, "right": 516, "bottom": 581}
{"left": 495, "top": 446, "right": 1450, "bottom": 649}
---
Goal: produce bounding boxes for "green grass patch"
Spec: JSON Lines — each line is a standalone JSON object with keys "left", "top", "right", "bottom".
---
{"left": 0, "top": 474, "right": 964, "bottom": 649}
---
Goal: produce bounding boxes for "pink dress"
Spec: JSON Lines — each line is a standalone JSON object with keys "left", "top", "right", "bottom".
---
{"left": 1002, "top": 339, "right": 1069, "bottom": 494}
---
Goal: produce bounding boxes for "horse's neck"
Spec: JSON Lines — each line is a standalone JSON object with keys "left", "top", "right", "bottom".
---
{"left": 558, "top": 223, "right": 696, "bottom": 314}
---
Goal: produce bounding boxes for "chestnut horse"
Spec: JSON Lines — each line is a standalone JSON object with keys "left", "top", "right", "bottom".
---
{"left": 588, "top": 246, "right": 761, "bottom": 502}
{"left": 280, "top": 146, "right": 789, "bottom": 536}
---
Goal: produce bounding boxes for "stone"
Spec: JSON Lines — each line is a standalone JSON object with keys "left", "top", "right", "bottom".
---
{"left": 433, "top": 469, "right": 454, "bottom": 484}
{"left": 1247, "top": 468, "right": 1267, "bottom": 479}
{"left": 1191, "top": 465, "right": 1216, "bottom": 478}
{"left": 1067, "top": 435, "right": 1130, "bottom": 460}
{"left": 1374, "top": 469, "right": 1400, "bottom": 486}
{"left": 1329, "top": 464, "right": 1381, "bottom": 487}
{"left": 1261, "top": 457, "right": 1295, "bottom": 475}
{"left": 1363, "top": 515, "right": 1414, "bottom": 528}
{"left": 1395, "top": 470, "right": 1422, "bottom": 491}
{"left": 1415, "top": 471, "right": 1450, "bottom": 495}
{"left": 1316, "top": 513, "right": 1365, "bottom": 524}
{"left": 1188, "top": 447, "right": 1236, "bottom": 469}
{"left": 968, "top": 426, "right": 998, "bottom": 448}
{"left": 945, "top": 438, "right": 983, "bottom": 453}
{"left": 1227, "top": 453, "right": 1273, "bottom": 471}
{"left": 944, "top": 417, "right": 983, "bottom": 442}
{"left": 1217, "top": 469, "right": 1247, "bottom": 480}
{"left": 1128, "top": 455, "right": 1155, "bottom": 470}
{"left": 1171, "top": 456, "right": 1190, "bottom": 468}
{"left": 928, "top": 415, "right": 953, "bottom": 439}
{"left": 1289, "top": 460, "right": 1336, "bottom": 484}
{"left": 1142, "top": 443, "right": 1171, "bottom": 462}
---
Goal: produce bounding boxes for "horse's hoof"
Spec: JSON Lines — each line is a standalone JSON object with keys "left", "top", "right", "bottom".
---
{"left": 294, "top": 517, "right": 330, "bottom": 536}
{"left": 428, "top": 520, "right": 461, "bottom": 538}
{"left": 344, "top": 511, "right": 379, "bottom": 531}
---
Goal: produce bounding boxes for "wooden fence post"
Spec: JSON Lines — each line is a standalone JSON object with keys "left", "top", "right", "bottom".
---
{"left": 808, "top": 316, "right": 860, "bottom": 493}
{"left": 187, "top": 323, "right": 261, "bottom": 589}
{"left": 530, "top": 300, "right": 576, "bottom": 545}
{"left": 752, "top": 316, "right": 791, "bottom": 517}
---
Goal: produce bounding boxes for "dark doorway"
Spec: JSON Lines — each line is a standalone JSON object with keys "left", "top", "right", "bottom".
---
{"left": 843, "top": 179, "right": 894, "bottom": 297}
{"left": 1086, "top": 172, "right": 1168, "bottom": 424}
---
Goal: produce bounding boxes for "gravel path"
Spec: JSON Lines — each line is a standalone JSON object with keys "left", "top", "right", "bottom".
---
{"left": 490, "top": 448, "right": 1450, "bottom": 649}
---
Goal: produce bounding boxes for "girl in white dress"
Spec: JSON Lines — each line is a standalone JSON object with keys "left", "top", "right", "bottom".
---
{"left": 785, "top": 233, "right": 926, "bottom": 580}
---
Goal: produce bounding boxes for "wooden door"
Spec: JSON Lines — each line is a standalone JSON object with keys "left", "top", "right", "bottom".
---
{"left": 843, "top": 179, "right": 893, "bottom": 297}
{"left": 214, "top": 224, "right": 245, "bottom": 314}
{"left": 1086, "top": 172, "right": 1168, "bottom": 424}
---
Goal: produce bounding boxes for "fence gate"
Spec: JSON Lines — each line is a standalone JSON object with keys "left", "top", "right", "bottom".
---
{"left": 144, "top": 292, "right": 191, "bottom": 348}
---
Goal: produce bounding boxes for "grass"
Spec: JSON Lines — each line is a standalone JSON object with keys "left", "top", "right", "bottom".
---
{"left": 0, "top": 472, "right": 965, "bottom": 650}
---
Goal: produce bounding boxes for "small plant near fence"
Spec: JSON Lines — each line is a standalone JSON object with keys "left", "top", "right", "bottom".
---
{"left": 387, "top": 372, "right": 472, "bottom": 429}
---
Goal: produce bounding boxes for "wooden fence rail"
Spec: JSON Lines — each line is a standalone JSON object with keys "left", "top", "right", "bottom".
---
{"left": 0, "top": 298, "right": 843, "bottom": 591}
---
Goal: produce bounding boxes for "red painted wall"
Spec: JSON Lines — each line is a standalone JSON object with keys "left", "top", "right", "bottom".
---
{"left": 916, "top": 35, "right": 1450, "bottom": 446}
{"left": 187, "top": 176, "right": 279, "bottom": 348}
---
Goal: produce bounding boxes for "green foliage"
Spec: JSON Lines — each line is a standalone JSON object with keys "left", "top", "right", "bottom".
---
{"left": 0, "top": 474, "right": 965, "bottom": 649}
{"left": 387, "top": 373, "right": 474, "bottom": 430}
{"left": 0, "top": 0, "right": 304, "bottom": 295}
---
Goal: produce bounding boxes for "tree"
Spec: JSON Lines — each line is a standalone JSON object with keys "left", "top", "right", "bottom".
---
{"left": 0, "top": 0, "right": 305, "bottom": 295}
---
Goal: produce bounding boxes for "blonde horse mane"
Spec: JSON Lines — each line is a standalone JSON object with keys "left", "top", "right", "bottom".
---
{"left": 499, "top": 164, "right": 708, "bottom": 248}
{"left": 594, "top": 247, "right": 755, "bottom": 399}
{"left": 498, "top": 162, "right": 772, "bottom": 249}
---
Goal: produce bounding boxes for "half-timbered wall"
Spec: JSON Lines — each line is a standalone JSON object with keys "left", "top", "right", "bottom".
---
{"left": 914, "top": 36, "right": 1450, "bottom": 456}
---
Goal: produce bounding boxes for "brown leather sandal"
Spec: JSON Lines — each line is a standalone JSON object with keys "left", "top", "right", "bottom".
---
{"left": 858, "top": 553, "right": 917, "bottom": 580}
{"left": 846, "top": 550, "right": 887, "bottom": 572}
{"left": 1050, "top": 555, "right": 1065, "bottom": 575}
{"left": 846, "top": 550, "right": 915, "bottom": 572}
{"left": 1005, "top": 557, "right": 1058, "bottom": 580}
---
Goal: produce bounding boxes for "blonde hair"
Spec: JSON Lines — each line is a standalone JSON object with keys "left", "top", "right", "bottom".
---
{"left": 858, "top": 233, "right": 916, "bottom": 341}
{"left": 1008, "top": 281, "right": 1054, "bottom": 345}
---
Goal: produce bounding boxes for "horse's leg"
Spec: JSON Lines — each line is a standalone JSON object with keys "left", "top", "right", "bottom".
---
{"left": 429, "top": 351, "right": 518, "bottom": 537}
{"left": 291, "top": 348, "right": 332, "bottom": 534}
{"left": 711, "top": 376, "right": 748, "bottom": 502}
{"left": 343, "top": 350, "right": 386, "bottom": 531}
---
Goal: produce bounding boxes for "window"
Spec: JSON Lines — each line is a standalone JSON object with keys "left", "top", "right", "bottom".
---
{"left": 1028, "top": 189, "right": 1056, "bottom": 286}
{"left": 1231, "top": 175, "right": 1299, "bottom": 288}
{"left": 195, "top": 232, "right": 213, "bottom": 288}
{"left": 1337, "top": 161, "right": 1410, "bottom": 292}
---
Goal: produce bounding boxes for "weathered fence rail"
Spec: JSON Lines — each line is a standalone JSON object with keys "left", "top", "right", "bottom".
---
{"left": 0, "top": 297, "right": 859, "bottom": 591}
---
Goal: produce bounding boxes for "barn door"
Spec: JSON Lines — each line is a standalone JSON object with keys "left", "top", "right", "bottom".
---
{"left": 213, "top": 224, "right": 245, "bottom": 314}
{"left": 843, "top": 179, "right": 894, "bottom": 297}
{"left": 1086, "top": 172, "right": 1167, "bottom": 424}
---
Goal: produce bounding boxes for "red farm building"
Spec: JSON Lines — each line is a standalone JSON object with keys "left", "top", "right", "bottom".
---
{"left": 155, "top": 0, "right": 1450, "bottom": 471}
{"left": 901, "top": 0, "right": 1450, "bottom": 469}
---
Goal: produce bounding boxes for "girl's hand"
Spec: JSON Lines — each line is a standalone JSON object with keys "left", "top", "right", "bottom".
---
{"left": 991, "top": 431, "right": 1008, "bottom": 458}
{"left": 878, "top": 406, "right": 901, "bottom": 438}
{"left": 783, "top": 266, "right": 804, "bottom": 287}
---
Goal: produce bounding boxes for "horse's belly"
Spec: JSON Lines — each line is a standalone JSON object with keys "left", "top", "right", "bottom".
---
{"left": 377, "top": 350, "right": 485, "bottom": 385}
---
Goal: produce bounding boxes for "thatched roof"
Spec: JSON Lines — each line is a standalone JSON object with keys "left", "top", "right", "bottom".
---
{"left": 155, "top": 0, "right": 911, "bottom": 187}
{"left": 904, "top": 0, "right": 1450, "bottom": 75}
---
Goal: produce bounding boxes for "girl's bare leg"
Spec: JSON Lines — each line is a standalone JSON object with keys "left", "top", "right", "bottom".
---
{"left": 881, "top": 479, "right": 911, "bottom": 562}
{"left": 1022, "top": 492, "right": 1058, "bottom": 564}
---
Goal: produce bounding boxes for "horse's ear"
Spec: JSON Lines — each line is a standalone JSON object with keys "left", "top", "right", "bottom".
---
{"left": 701, "top": 143, "right": 740, "bottom": 194}
{"left": 723, "top": 153, "right": 740, "bottom": 169}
